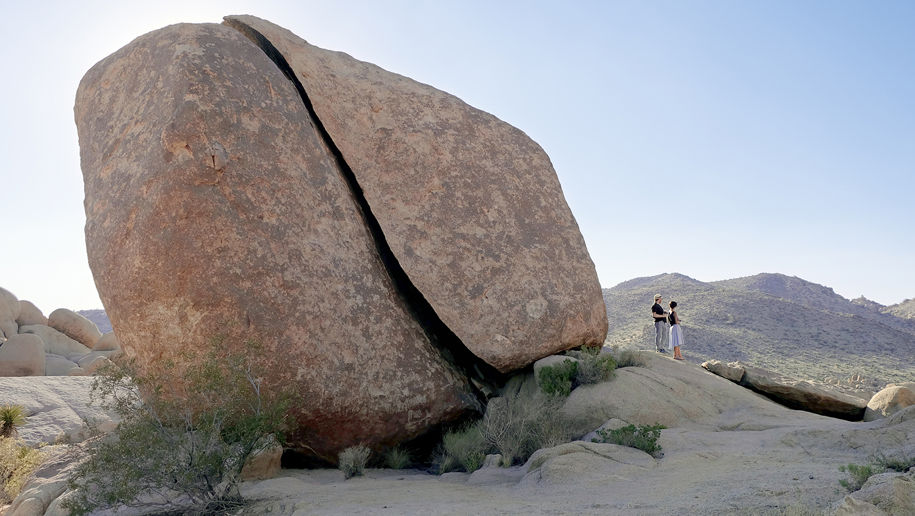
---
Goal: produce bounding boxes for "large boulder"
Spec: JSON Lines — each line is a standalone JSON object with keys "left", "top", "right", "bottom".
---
{"left": 701, "top": 359, "right": 745, "bottom": 383}
{"left": 740, "top": 365, "right": 868, "bottom": 421}
{"left": 864, "top": 383, "right": 915, "bottom": 422}
{"left": 16, "top": 300, "right": 47, "bottom": 327}
{"left": 0, "top": 333, "right": 45, "bottom": 376}
{"left": 47, "top": 308, "right": 102, "bottom": 349}
{"left": 223, "top": 15, "right": 607, "bottom": 372}
{"left": 75, "top": 23, "right": 478, "bottom": 461}
{"left": 0, "top": 286, "right": 20, "bottom": 340}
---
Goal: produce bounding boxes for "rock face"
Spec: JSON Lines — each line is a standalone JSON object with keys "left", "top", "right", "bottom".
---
{"left": 701, "top": 359, "right": 745, "bottom": 382}
{"left": 223, "top": 15, "right": 607, "bottom": 372}
{"left": 75, "top": 18, "right": 606, "bottom": 460}
{"left": 864, "top": 383, "right": 915, "bottom": 422}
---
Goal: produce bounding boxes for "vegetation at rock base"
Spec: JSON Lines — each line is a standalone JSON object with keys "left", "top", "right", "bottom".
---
{"left": 567, "top": 346, "right": 617, "bottom": 385}
{"left": 838, "top": 462, "right": 882, "bottom": 492}
{"left": 0, "top": 404, "right": 27, "bottom": 439}
{"left": 613, "top": 348, "right": 647, "bottom": 368}
{"left": 383, "top": 447, "right": 412, "bottom": 470}
{"left": 592, "top": 423, "right": 666, "bottom": 458}
{"left": 339, "top": 445, "right": 371, "bottom": 479}
{"left": 872, "top": 451, "right": 915, "bottom": 473}
{"left": 538, "top": 359, "right": 578, "bottom": 396}
{"left": 0, "top": 437, "right": 43, "bottom": 504}
{"left": 437, "top": 387, "right": 571, "bottom": 472}
{"left": 440, "top": 424, "right": 487, "bottom": 473}
{"left": 62, "top": 336, "right": 292, "bottom": 515}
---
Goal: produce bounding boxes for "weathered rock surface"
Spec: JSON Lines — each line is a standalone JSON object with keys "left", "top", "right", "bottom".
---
{"left": 520, "top": 441, "right": 656, "bottom": 488}
{"left": 43, "top": 354, "right": 81, "bottom": 376}
{"left": 16, "top": 300, "right": 47, "bottom": 327}
{"left": 75, "top": 22, "right": 477, "bottom": 461}
{"left": 864, "top": 382, "right": 915, "bottom": 422}
{"left": 0, "top": 376, "right": 117, "bottom": 445}
{"left": 223, "top": 15, "right": 607, "bottom": 372}
{"left": 741, "top": 364, "right": 868, "bottom": 420}
{"left": 701, "top": 359, "right": 745, "bottom": 382}
{"left": 0, "top": 333, "right": 45, "bottom": 376}
{"left": 48, "top": 308, "right": 102, "bottom": 349}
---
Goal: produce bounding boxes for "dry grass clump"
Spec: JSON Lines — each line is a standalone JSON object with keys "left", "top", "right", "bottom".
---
{"left": 0, "top": 437, "right": 43, "bottom": 504}
{"left": 0, "top": 404, "right": 27, "bottom": 439}
{"left": 339, "top": 445, "right": 371, "bottom": 479}
{"left": 383, "top": 447, "right": 412, "bottom": 470}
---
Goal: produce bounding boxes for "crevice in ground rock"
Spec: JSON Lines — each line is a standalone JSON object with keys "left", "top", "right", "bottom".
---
{"left": 224, "top": 18, "right": 504, "bottom": 403}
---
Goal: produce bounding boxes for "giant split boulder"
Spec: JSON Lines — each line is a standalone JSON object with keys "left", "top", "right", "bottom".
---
{"left": 75, "top": 17, "right": 606, "bottom": 461}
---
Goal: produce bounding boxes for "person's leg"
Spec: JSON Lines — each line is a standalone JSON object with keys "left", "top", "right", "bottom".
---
{"left": 661, "top": 322, "right": 670, "bottom": 352}
{"left": 674, "top": 346, "right": 683, "bottom": 359}
{"left": 655, "top": 321, "right": 663, "bottom": 351}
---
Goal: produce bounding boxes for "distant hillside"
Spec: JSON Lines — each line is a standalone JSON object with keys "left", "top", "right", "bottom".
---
{"left": 76, "top": 309, "right": 112, "bottom": 334}
{"left": 603, "top": 273, "right": 915, "bottom": 386}
{"left": 884, "top": 299, "right": 915, "bottom": 320}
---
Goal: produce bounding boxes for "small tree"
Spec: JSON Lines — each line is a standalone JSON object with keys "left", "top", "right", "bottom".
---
{"left": 63, "top": 336, "right": 293, "bottom": 515}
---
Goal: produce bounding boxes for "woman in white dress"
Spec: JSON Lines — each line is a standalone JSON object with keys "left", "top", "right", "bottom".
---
{"left": 668, "top": 301, "right": 684, "bottom": 360}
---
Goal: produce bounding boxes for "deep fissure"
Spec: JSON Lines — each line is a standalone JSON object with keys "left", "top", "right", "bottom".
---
{"left": 224, "top": 19, "right": 504, "bottom": 405}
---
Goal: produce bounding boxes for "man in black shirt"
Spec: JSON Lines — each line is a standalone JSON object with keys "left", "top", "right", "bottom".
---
{"left": 651, "top": 294, "right": 669, "bottom": 353}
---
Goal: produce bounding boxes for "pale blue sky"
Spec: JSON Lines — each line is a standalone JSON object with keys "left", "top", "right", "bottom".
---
{"left": 1, "top": 1, "right": 913, "bottom": 315}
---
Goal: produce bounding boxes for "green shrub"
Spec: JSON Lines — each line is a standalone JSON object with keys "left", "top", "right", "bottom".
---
{"left": 63, "top": 337, "right": 292, "bottom": 515}
{"left": 538, "top": 360, "right": 577, "bottom": 396}
{"left": 480, "top": 389, "right": 569, "bottom": 466}
{"left": 872, "top": 451, "right": 915, "bottom": 472}
{"left": 573, "top": 346, "right": 617, "bottom": 385}
{"left": 0, "top": 405, "right": 26, "bottom": 439}
{"left": 615, "top": 349, "right": 647, "bottom": 368}
{"left": 592, "top": 423, "right": 665, "bottom": 457}
{"left": 383, "top": 447, "right": 412, "bottom": 469}
{"left": 339, "top": 445, "right": 371, "bottom": 479}
{"left": 441, "top": 424, "right": 488, "bottom": 473}
{"left": 0, "top": 437, "right": 43, "bottom": 504}
{"left": 838, "top": 463, "right": 882, "bottom": 492}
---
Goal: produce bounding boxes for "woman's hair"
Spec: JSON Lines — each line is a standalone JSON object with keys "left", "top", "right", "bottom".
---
{"left": 669, "top": 301, "right": 678, "bottom": 309}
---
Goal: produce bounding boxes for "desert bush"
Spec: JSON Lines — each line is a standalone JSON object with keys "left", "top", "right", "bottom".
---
{"left": 593, "top": 423, "right": 665, "bottom": 457}
{"left": 441, "top": 424, "right": 487, "bottom": 473}
{"left": 480, "top": 388, "right": 569, "bottom": 466}
{"left": 872, "top": 451, "right": 915, "bottom": 472}
{"left": 572, "top": 346, "right": 617, "bottom": 385}
{"left": 339, "top": 445, "right": 371, "bottom": 479}
{"left": 63, "top": 337, "right": 292, "bottom": 515}
{"left": 383, "top": 447, "right": 412, "bottom": 470}
{"left": 538, "top": 359, "right": 578, "bottom": 396}
{"left": 838, "top": 462, "right": 882, "bottom": 492}
{"left": 0, "top": 437, "right": 43, "bottom": 504}
{"left": 615, "top": 349, "right": 647, "bottom": 368}
{"left": 0, "top": 404, "right": 26, "bottom": 439}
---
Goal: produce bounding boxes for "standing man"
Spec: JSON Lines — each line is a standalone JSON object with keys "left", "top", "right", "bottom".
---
{"left": 651, "top": 294, "right": 669, "bottom": 353}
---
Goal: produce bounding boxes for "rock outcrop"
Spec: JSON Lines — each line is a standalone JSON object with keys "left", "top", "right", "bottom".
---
{"left": 0, "top": 287, "right": 120, "bottom": 377}
{"left": 702, "top": 358, "right": 869, "bottom": 420}
{"left": 864, "top": 382, "right": 915, "bottom": 422}
{"left": 74, "top": 17, "right": 606, "bottom": 460}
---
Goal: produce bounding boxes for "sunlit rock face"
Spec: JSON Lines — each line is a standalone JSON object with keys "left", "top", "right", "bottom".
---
{"left": 76, "top": 17, "right": 606, "bottom": 461}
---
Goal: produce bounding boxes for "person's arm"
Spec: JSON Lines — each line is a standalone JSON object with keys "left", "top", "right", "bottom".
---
{"left": 673, "top": 312, "right": 680, "bottom": 325}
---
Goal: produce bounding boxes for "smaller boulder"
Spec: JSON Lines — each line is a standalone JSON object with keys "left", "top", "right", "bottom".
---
{"left": 741, "top": 365, "right": 868, "bottom": 421}
{"left": 701, "top": 360, "right": 745, "bottom": 383}
{"left": 44, "top": 354, "right": 81, "bottom": 376}
{"left": 834, "top": 495, "right": 886, "bottom": 516}
{"left": 16, "top": 300, "right": 48, "bottom": 327}
{"left": 48, "top": 309, "right": 102, "bottom": 349}
{"left": 864, "top": 383, "right": 915, "bottom": 422}
{"left": 19, "top": 325, "right": 92, "bottom": 359}
{"left": 0, "top": 333, "right": 45, "bottom": 376}
{"left": 240, "top": 435, "right": 283, "bottom": 481}
{"left": 0, "top": 287, "right": 21, "bottom": 338}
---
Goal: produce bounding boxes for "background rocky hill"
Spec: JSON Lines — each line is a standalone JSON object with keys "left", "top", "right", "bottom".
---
{"left": 603, "top": 272, "right": 915, "bottom": 387}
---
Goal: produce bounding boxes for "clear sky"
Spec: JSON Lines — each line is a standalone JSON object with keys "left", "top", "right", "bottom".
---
{"left": 1, "top": 1, "right": 913, "bottom": 315}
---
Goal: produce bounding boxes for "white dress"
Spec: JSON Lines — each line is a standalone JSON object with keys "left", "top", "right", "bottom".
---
{"left": 669, "top": 320, "right": 684, "bottom": 349}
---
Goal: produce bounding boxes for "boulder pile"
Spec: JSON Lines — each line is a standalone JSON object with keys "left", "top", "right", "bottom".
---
{"left": 0, "top": 287, "right": 120, "bottom": 377}
{"left": 75, "top": 16, "right": 607, "bottom": 462}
